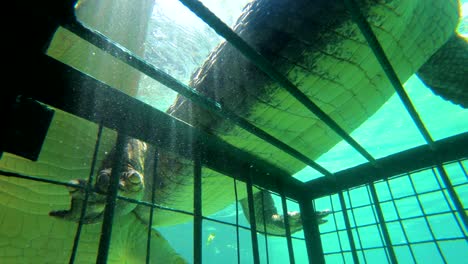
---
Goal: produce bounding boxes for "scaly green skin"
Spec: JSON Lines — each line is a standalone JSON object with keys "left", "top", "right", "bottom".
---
{"left": 143, "top": 0, "right": 461, "bottom": 228}
{"left": 0, "top": 0, "right": 462, "bottom": 263}
{"left": 417, "top": 34, "right": 468, "bottom": 108}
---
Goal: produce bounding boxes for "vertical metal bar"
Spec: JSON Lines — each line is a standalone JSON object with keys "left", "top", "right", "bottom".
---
{"left": 459, "top": 160, "right": 468, "bottom": 180}
{"left": 365, "top": 186, "right": 390, "bottom": 263}
{"left": 96, "top": 133, "right": 129, "bottom": 264}
{"left": 431, "top": 167, "right": 467, "bottom": 238}
{"left": 328, "top": 197, "right": 346, "bottom": 263}
{"left": 384, "top": 180, "right": 417, "bottom": 263}
{"left": 338, "top": 192, "right": 360, "bottom": 264}
{"left": 261, "top": 191, "right": 270, "bottom": 264}
{"left": 368, "top": 184, "right": 398, "bottom": 264}
{"left": 280, "top": 193, "right": 295, "bottom": 264}
{"left": 233, "top": 178, "right": 241, "bottom": 264}
{"left": 346, "top": 191, "right": 366, "bottom": 264}
{"left": 193, "top": 149, "right": 203, "bottom": 264}
{"left": 246, "top": 170, "right": 260, "bottom": 264}
{"left": 146, "top": 148, "right": 159, "bottom": 264}
{"left": 343, "top": 0, "right": 434, "bottom": 146}
{"left": 405, "top": 174, "right": 444, "bottom": 263}
{"left": 436, "top": 164, "right": 468, "bottom": 231}
{"left": 299, "top": 199, "right": 325, "bottom": 264}
{"left": 69, "top": 124, "right": 103, "bottom": 264}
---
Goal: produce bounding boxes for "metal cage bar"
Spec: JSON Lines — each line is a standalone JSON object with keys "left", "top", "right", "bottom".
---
{"left": 4, "top": 1, "right": 467, "bottom": 264}
{"left": 233, "top": 178, "right": 241, "bottom": 264}
{"left": 194, "top": 149, "right": 203, "bottom": 264}
{"left": 365, "top": 185, "right": 391, "bottom": 263}
{"left": 69, "top": 124, "right": 104, "bottom": 264}
{"left": 325, "top": 161, "right": 468, "bottom": 263}
{"left": 306, "top": 132, "right": 468, "bottom": 199}
{"left": 300, "top": 199, "right": 325, "bottom": 264}
{"left": 368, "top": 184, "right": 398, "bottom": 264}
{"left": 177, "top": 0, "right": 375, "bottom": 163}
{"left": 404, "top": 173, "right": 445, "bottom": 262}
{"left": 16, "top": 50, "right": 305, "bottom": 200}
{"left": 431, "top": 167, "right": 468, "bottom": 240}
{"left": 280, "top": 192, "right": 296, "bottom": 264}
{"left": 343, "top": 0, "right": 434, "bottom": 146}
{"left": 460, "top": 161, "right": 468, "bottom": 180}
{"left": 324, "top": 197, "right": 346, "bottom": 263}
{"left": 96, "top": 133, "right": 129, "bottom": 264}
{"left": 260, "top": 191, "right": 271, "bottom": 264}
{"left": 383, "top": 179, "right": 418, "bottom": 263}
{"left": 146, "top": 148, "right": 159, "bottom": 264}
{"left": 2, "top": 167, "right": 284, "bottom": 232}
{"left": 62, "top": 20, "right": 331, "bottom": 177}
{"left": 345, "top": 190, "right": 366, "bottom": 263}
{"left": 435, "top": 164, "right": 468, "bottom": 231}
{"left": 338, "top": 192, "right": 360, "bottom": 263}
{"left": 246, "top": 172, "right": 261, "bottom": 264}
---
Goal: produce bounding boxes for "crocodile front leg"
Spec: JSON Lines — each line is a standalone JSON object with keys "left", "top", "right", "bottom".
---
{"left": 241, "top": 190, "right": 331, "bottom": 236}
{"left": 50, "top": 138, "right": 147, "bottom": 223}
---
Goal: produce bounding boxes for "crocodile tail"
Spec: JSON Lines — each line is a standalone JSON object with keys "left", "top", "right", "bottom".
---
{"left": 417, "top": 33, "right": 468, "bottom": 108}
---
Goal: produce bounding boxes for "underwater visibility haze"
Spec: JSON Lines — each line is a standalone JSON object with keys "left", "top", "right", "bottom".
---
{"left": 0, "top": 0, "right": 467, "bottom": 263}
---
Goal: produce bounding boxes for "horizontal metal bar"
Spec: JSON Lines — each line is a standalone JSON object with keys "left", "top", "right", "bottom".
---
{"left": 62, "top": 20, "right": 331, "bottom": 177}
{"left": 305, "top": 132, "right": 468, "bottom": 199}
{"left": 0, "top": 169, "right": 195, "bottom": 216}
{"left": 2, "top": 167, "right": 318, "bottom": 234}
{"left": 202, "top": 214, "right": 305, "bottom": 239}
{"left": 319, "top": 207, "right": 465, "bottom": 235}
{"left": 0, "top": 169, "right": 84, "bottom": 189}
{"left": 178, "top": 0, "right": 375, "bottom": 163}
{"left": 10, "top": 53, "right": 305, "bottom": 201}
{"left": 324, "top": 236, "right": 468, "bottom": 255}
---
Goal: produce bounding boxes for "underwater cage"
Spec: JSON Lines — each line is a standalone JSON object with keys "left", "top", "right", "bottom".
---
{"left": 1, "top": 0, "right": 467, "bottom": 263}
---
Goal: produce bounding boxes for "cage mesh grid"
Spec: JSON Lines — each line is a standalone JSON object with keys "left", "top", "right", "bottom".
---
{"left": 315, "top": 160, "right": 468, "bottom": 263}
{"left": 1, "top": 0, "right": 467, "bottom": 263}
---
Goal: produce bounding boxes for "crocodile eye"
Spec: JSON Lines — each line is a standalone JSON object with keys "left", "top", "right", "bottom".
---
{"left": 127, "top": 171, "right": 142, "bottom": 184}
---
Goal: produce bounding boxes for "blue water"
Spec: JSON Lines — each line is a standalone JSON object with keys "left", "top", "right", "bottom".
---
{"left": 143, "top": 1, "right": 468, "bottom": 263}
{"left": 294, "top": 75, "right": 468, "bottom": 182}
{"left": 156, "top": 160, "right": 467, "bottom": 263}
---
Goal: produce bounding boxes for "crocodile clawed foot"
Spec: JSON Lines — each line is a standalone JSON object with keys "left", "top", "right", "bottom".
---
{"left": 316, "top": 209, "right": 332, "bottom": 224}
{"left": 49, "top": 179, "right": 106, "bottom": 223}
{"left": 271, "top": 211, "right": 303, "bottom": 233}
{"left": 50, "top": 165, "right": 145, "bottom": 223}
{"left": 271, "top": 209, "right": 331, "bottom": 233}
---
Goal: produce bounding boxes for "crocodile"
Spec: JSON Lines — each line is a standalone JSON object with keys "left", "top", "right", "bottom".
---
{"left": 0, "top": 0, "right": 465, "bottom": 263}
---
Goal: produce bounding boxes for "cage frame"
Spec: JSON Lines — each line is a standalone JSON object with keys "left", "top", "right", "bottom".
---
{"left": 2, "top": 0, "right": 468, "bottom": 263}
